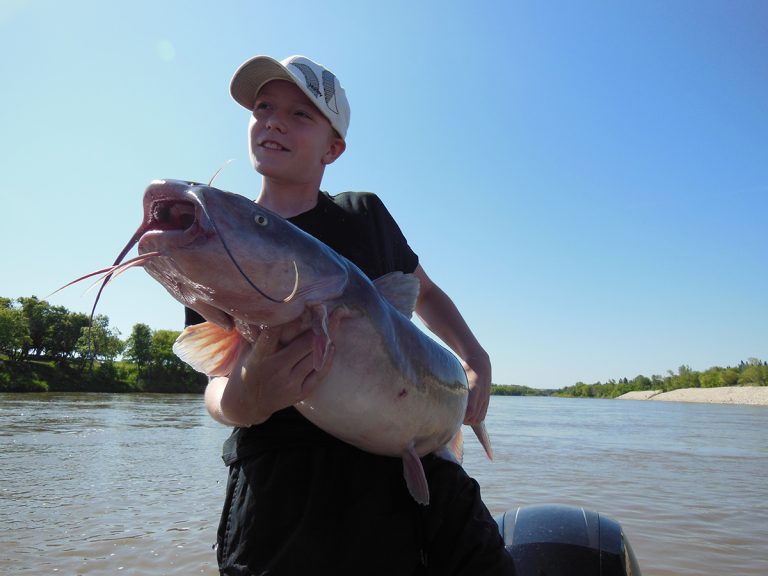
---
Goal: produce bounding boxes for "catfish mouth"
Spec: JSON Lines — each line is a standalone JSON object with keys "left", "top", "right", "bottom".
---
{"left": 140, "top": 197, "right": 207, "bottom": 252}
{"left": 150, "top": 199, "right": 197, "bottom": 231}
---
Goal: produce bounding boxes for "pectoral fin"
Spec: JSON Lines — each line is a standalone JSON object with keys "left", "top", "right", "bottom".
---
{"left": 172, "top": 322, "right": 244, "bottom": 377}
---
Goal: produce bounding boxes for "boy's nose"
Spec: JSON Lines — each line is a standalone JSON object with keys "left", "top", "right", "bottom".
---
{"left": 265, "top": 112, "right": 287, "bottom": 133}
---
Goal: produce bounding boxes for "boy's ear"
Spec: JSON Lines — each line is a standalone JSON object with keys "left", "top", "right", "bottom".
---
{"left": 322, "top": 136, "right": 346, "bottom": 166}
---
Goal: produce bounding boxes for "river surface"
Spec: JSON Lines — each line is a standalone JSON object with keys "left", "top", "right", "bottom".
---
{"left": 1, "top": 393, "right": 766, "bottom": 575}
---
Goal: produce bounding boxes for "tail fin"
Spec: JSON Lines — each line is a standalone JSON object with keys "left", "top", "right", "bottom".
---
{"left": 471, "top": 421, "right": 494, "bottom": 460}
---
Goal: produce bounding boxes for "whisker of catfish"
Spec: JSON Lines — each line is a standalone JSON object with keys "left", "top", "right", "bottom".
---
{"left": 83, "top": 252, "right": 161, "bottom": 294}
{"left": 86, "top": 250, "right": 162, "bottom": 334}
{"left": 208, "top": 159, "right": 235, "bottom": 186}
{"left": 47, "top": 266, "right": 119, "bottom": 299}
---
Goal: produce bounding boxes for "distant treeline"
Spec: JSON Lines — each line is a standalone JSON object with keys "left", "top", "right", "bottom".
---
{"left": 0, "top": 296, "right": 205, "bottom": 393}
{"left": 3, "top": 295, "right": 765, "bottom": 398}
{"left": 553, "top": 360, "right": 767, "bottom": 399}
{"left": 490, "top": 384, "right": 553, "bottom": 396}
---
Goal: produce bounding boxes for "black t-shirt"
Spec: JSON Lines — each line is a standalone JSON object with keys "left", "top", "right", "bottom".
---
{"left": 289, "top": 190, "right": 419, "bottom": 280}
{"left": 185, "top": 190, "right": 419, "bottom": 459}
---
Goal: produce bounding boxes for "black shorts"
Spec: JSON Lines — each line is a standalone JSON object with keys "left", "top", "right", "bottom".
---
{"left": 216, "top": 427, "right": 514, "bottom": 576}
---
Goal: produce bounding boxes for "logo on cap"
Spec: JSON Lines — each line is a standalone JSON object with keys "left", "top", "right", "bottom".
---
{"left": 290, "top": 63, "right": 340, "bottom": 115}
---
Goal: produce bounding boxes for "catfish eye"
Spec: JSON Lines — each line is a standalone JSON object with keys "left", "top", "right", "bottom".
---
{"left": 254, "top": 214, "right": 269, "bottom": 227}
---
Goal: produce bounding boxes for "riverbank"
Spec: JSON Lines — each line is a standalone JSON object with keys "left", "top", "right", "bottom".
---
{"left": 0, "top": 358, "right": 206, "bottom": 394}
{"left": 616, "top": 386, "right": 768, "bottom": 406}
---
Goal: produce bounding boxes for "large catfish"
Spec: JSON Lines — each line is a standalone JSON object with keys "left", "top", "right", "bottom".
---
{"left": 104, "top": 179, "right": 492, "bottom": 504}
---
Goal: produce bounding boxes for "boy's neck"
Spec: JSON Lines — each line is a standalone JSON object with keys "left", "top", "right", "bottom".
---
{"left": 256, "top": 181, "right": 321, "bottom": 218}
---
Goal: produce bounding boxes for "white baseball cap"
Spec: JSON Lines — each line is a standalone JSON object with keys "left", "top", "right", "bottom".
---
{"left": 230, "top": 55, "right": 351, "bottom": 139}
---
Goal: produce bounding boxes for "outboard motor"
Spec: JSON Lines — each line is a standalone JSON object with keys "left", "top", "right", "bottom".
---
{"left": 496, "top": 504, "right": 641, "bottom": 575}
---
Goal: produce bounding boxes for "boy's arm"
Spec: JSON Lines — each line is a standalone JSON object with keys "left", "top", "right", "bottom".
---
{"left": 413, "top": 265, "right": 491, "bottom": 424}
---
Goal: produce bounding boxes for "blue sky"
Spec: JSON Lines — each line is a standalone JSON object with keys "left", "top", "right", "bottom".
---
{"left": 2, "top": 0, "right": 766, "bottom": 389}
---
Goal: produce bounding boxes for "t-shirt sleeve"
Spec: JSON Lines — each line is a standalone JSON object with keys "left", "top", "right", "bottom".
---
{"left": 364, "top": 193, "right": 419, "bottom": 275}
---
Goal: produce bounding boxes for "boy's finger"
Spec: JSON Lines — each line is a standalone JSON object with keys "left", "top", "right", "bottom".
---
{"left": 300, "top": 343, "right": 336, "bottom": 399}
{"left": 252, "top": 326, "right": 280, "bottom": 359}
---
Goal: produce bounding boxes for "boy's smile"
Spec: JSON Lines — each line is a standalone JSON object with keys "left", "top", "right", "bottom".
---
{"left": 259, "top": 140, "right": 290, "bottom": 152}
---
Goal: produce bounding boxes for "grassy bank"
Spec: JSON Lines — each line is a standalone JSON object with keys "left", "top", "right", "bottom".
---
{"left": 0, "top": 358, "right": 206, "bottom": 394}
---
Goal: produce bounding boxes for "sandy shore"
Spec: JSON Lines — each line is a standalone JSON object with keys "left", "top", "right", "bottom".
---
{"left": 616, "top": 386, "right": 768, "bottom": 406}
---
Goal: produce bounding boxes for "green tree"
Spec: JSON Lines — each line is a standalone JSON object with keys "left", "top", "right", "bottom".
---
{"left": 0, "top": 305, "right": 31, "bottom": 361}
{"left": 738, "top": 358, "right": 767, "bottom": 386}
{"left": 669, "top": 365, "right": 700, "bottom": 390}
{"left": 46, "top": 307, "right": 89, "bottom": 360}
{"left": 125, "top": 323, "right": 153, "bottom": 379}
{"left": 17, "top": 296, "right": 52, "bottom": 357}
{"left": 631, "top": 375, "right": 652, "bottom": 390}
{"left": 147, "top": 329, "right": 206, "bottom": 392}
{"left": 699, "top": 367, "right": 722, "bottom": 388}
{"left": 76, "top": 314, "right": 124, "bottom": 367}
{"left": 150, "top": 330, "right": 183, "bottom": 374}
{"left": 719, "top": 367, "right": 739, "bottom": 386}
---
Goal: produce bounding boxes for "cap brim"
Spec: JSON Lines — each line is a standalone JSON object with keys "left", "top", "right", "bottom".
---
{"left": 229, "top": 56, "right": 295, "bottom": 111}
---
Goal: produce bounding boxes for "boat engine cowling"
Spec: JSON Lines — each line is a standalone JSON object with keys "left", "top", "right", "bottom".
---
{"left": 495, "top": 504, "right": 641, "bottom": 576}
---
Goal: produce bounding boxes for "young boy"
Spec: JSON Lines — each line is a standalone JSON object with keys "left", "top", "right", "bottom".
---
{"left": 195, "top": 55, "right": 514, "bottom": 575}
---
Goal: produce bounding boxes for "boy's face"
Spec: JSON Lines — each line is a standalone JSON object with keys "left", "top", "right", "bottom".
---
{"left": 248, "top": 80, "right": 345, "bottom": 184}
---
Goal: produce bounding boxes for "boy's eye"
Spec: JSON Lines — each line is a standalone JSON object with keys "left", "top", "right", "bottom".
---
{"left": 254, "top": 102, "right": 269, "bottom": 111}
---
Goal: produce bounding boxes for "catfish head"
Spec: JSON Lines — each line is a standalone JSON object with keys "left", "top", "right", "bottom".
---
{"left": 135, "top": 179, "right": 349, "bottom": 332}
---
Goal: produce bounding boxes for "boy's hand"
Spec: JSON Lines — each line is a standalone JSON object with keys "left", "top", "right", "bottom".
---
{"left": 244, "top": 321, "right": 331, "bottom": 417}
{"left": 463, "top": 357, "right": 491, "bottom": 425}
{"left": 220, "top": 309, "right": 344, "bottom": 426}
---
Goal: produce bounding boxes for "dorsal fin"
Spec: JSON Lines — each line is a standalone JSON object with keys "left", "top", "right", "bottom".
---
{"left": 373, "top": 272, "right": 420, "bottom": 318}
{"left": 172, "top": 322, "right": 245, "bottom": 377}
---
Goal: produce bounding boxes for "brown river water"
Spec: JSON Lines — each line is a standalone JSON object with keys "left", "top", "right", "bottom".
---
{"left": 1, "top": 393, "right": 766, "bottom": 575}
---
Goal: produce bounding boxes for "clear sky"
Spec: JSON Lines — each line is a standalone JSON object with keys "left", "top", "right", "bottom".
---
{"left": 2, "top": 0, "right": 766, "bottom": 389}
